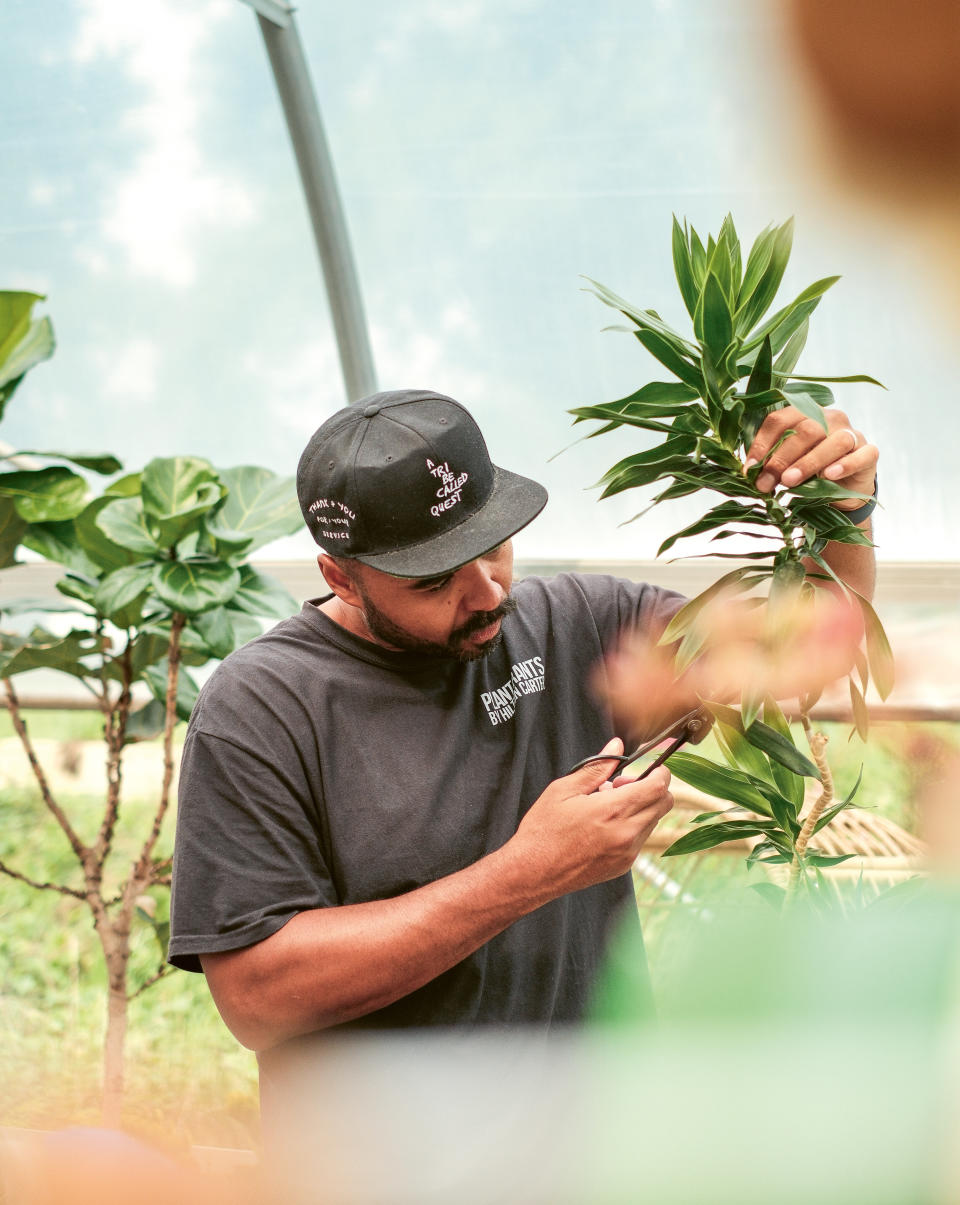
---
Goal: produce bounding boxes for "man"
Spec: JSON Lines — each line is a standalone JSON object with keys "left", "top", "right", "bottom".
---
{"left": 168, "top": 388, "right": 878, "bottom": 1050}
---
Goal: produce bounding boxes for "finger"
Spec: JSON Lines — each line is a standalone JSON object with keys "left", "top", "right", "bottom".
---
{"left": 594, "top": 764, "right": 672, "bottom": 812}
{"left": 751, "top": 416, "right": 853, "bottom": 492}
{"left": 776, "top": 426, "right": 865, "bottom": 487}
{"left": 820, "top": 442, "right": 879, "bottom": 484}
{"left": 743, "top": 406, "right": 807, "bottom": 467}
{"left": 569, "top": 737, "right": 623, "bottom": 791}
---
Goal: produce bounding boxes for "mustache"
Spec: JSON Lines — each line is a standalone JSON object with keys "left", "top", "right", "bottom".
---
{"left": 453, "top": 594, "right": 519, "bottom": 640}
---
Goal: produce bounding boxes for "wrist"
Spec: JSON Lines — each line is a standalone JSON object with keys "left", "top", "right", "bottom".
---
{"left": 831, "top": 473, "right": 877, "bottom": 524}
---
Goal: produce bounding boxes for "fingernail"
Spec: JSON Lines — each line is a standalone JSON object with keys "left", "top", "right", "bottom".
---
{"left": 781, "top": 467, "right": 801, "bottom": 486}
{"left": 823, "top": 463, "right": 844, "bottom": 479}
{"left": 755, "top": 472, "right": 775, "bottom": 492}
{"left": 743, "top": 458, "right": 757, "bottom": 472}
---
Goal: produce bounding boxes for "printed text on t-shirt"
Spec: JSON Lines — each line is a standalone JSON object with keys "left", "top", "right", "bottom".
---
{"left": 480, "top": 656, "right": 545, "bottom": 725}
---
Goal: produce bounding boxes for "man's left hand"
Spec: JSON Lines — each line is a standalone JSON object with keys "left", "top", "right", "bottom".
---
{"left": 745, "top": 406, "right": 878, "bottom": 510}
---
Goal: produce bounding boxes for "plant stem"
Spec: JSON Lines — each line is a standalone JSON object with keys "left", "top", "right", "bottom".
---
{"left": 3, "top": 677, "right": 90, "bottom": 869}
{"left": 787, "top": 709, "right": 836, "bottom": 894}
{"left": 130, "top": 612, "right": 185, "bottom": 885}
{"left": 94, "top": 638, "right": 133, "bottom": 867}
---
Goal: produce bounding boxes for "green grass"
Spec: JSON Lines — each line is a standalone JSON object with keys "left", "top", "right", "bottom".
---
{"left": 0, "top": 778, "right": 258, "bottom": 1151}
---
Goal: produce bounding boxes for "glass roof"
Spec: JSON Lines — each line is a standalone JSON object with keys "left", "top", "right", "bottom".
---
{"left": 2, "top": 0, "right": 955, "bottom": 562}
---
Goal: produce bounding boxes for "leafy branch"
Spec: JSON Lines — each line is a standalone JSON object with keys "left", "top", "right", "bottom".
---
{"left": 574, "top": 217, "right": 894, "bottom": 898}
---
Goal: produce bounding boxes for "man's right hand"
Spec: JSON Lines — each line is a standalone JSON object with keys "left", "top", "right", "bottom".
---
{"left": 510, "top": 738, "right": 674, "bottom": 895}
{"left": 201, "top": 739, "right": 672, "bottom": 1051}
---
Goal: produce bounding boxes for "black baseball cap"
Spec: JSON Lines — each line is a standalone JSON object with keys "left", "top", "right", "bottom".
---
{"left": 296, "top": 389, "right": 548, "bottom": 578}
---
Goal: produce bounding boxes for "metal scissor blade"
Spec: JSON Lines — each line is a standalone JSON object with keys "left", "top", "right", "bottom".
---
{"left": 566, "top": 705, "right": 710, "bottom": 777}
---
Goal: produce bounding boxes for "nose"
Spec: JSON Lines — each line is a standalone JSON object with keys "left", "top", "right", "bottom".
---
{"left": 458, "top": 556, "right": 505, "bottom": 613}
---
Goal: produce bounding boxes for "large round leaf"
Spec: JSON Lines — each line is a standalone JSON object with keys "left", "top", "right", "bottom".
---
{"left": 141, "top": 456, "right": 223, "bottom": 547}
{"left": 212, "top": 466, "right": 303, "bottom": 557}
{"left": 94, "top": 563, "right": 155, "bottom": 627}
{"left": 95, "top": 496, "right": 161, "bottom": 558}
{"left": 21, "top": 519, "right": 101, "bottom": 576}
{"left": 227, "top": 564, "right": 299, "bottom": 619}
{"left": 0, "top": 495, "right": 27, "bottom": 568}
{"left": 0, "top": 466, "right": 88, "bottom": 522}
{"left": 151, "top": 559, "right": 241, "bottom": 615}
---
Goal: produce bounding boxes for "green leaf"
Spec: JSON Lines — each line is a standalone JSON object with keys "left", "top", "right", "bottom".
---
{"left": 739, "top": 690, "right": 763, "bottom": 729}
{"left": 56, "top": 573, "right": 98, "bottom": 608}
{"left": 0, "top": 291, "right": 43, "bottom": 367}
{"left": 633, "top": 329, "right": 704, "bottom": 392}
{"left": 666, "top": 752, "right": 774, "bottom": 815}
{"left": 772, "top": 371, "right": 885, "bottom": 387}
{"left": 596, "top": 436, "right": 697, "bottom": 486}
{"left": 736, "top": 224, "right": 775, "bottom": 310}
{"left": 744, "top": 335, "right": 772, "bottom": 399}
{"left": 19, "top": 520, "right": 97, "bottom": 575}
{"left": 124, "top": 699, "right": 167, "bottom": 743}
{"left": 697, "top": 272, "right": 734, "bottom": 359}
{"left": 750, "top": 882, "right": 786, "bottom": 909}
{"left": 189, "top": 606, "right": 238, "bottom": 660}
{"left": 672, "top": 216, "right": 700, "bottom": 318}
{"left": 0, "top": 467, "right": 89, "bottom": 523}
{"left": 787, "top": 478, "right": 871, "bottom": 505}
{"left": 207, "top": 465, "right": 302, "bottom": 557}
{"left": 94, "top": 563, "right": 155, "bottom": 627}
{"left": 13, "top": 451, "right": 123, "bottom": 474}
{"left": 227, "top": 564, "right": 298, "bottom": 620}
{"left": 851, "top": 590, "right": 894, "bottom": 701}
{"left": 95, "top": 496, "right": 161, "bottom": 558}
{"left": 735, "top": 219, "right": 794, "bottom": 336}
{"left": 806, "top": 852, "right": 856, "bottom": 868}
{"left": 567, "top": 402, "right": 676, "bottom": 436}
{"left": 714, "top": 717, "right": 770, "bottom": 780}
{"left": 742, "top": 276, "right": 839, "bottom": 352}
{"left": 0, "top": 496, "right": 27, "bottom": 569}
{"left": 783, "top": 381, "right": 835, "bottom": 410}
{"left": 0, "top": 292, "right": 55, "bottom": 417}
{"left": 658, "top": 566, "right": 764, "bottom": 645}
{"left": 600, "top": 455, "right": 697, "bottom": 500}
{"left": 584, "top": 277, "right": 700, "bottom": 357}
{"left": 143, "top": 659, "right": 200, "bottom": 723}
{"left": 662, "top": 818, "right": 775, "bottom": 857}
{"left": 151, "top": 559, "right": 241, "bottom": 616}
{"left": 772, "top": 318, "right": 810, "bottom": 387}
{"left": 684, "top": 227, "right": 705, "bottom": 285}
{"left": 141, "top": 456, "right": 224, "bottom": 547}
{"left": 658, "top": 501, "right": 769, "bottom": 555}
{"left": 0, "top": 626, "right": 99, "bottom": 679}
{"left": 761, "top": 697, "right": 806, "bottom": 809}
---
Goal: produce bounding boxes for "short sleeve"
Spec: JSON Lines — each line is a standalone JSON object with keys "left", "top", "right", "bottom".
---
{"left": 168, "top": 725, "right": 337, "bottom": 973}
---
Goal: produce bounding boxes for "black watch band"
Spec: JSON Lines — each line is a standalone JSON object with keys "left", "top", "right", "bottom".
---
{"left": 837, "top": 473, "right": 878, "bottom": 526}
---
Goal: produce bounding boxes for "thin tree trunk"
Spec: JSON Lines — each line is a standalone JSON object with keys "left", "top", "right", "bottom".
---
{"left": 102, "top": 979, "right": 128, "bottom": 1128}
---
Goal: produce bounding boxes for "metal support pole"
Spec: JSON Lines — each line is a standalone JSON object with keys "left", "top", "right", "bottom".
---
{"left": 249, "top": 3, "right": 377, "bottom": 403}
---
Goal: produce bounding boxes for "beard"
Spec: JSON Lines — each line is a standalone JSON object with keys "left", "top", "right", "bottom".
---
{"left": 357, "top": 589, "right": 519, "bottom": 663}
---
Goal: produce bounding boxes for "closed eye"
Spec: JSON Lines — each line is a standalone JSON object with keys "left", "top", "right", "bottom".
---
{"left": 411, "top": 574, "right": 452, "bottom": 593}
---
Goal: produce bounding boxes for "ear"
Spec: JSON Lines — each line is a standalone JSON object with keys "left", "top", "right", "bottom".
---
{"left": 318, "top": 553, "right": 364, "bottom": 607}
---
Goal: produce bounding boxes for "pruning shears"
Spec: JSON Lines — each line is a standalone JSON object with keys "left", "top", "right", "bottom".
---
{"left": 567, "top": 706, "right": 711, "bottom": 780}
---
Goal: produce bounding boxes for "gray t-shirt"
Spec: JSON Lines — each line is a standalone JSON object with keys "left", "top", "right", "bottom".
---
{"left": 168, "top": 572, "right": 682, "bottom": 1028}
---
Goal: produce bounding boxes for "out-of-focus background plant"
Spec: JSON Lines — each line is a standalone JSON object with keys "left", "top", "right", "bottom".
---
{"left": 0, "top": 292, "right": 301, "bottom": 1133}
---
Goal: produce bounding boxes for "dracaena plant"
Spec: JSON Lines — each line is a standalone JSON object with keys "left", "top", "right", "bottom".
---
{"left": 571, "top": 216, "right": 895, "bottom": 903}
{"left": 0, "top": 290, "right": 303, "bottom": 1123}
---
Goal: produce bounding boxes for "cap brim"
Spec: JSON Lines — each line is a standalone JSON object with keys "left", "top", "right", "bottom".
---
{"left": 353, "top": 466, "right": 548, "bottom": 579}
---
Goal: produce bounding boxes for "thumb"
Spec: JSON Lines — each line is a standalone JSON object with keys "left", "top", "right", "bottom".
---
{"left": 567, "top": 737, "right": 624, "bottom": 793}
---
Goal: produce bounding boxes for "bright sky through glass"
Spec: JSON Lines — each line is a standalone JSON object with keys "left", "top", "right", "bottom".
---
{"left": 1, "top": 0, "right": 955, "bottom": 562}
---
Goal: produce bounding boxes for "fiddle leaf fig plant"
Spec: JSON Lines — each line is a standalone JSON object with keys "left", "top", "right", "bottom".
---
{"left": 573, "top": 215, "right": 894, "bottom": 902}
{"left": 0, "top": 289, "right": 304, "bottom": 1123}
